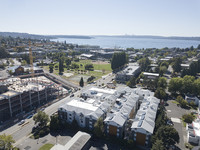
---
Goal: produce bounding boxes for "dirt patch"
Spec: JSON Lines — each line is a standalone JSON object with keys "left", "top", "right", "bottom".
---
{"left": 63, "top": 73, "right": 74, "bottom": 77}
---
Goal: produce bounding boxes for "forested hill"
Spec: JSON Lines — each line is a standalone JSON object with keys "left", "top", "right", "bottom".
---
{"left": 0, "top": 32, "right": 92, "bottom": 39}
{"left": 0, "top": 32, "right": 50, "bottom": 39}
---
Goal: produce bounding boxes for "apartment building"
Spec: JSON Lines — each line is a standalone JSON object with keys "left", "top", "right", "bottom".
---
{"left": 0, "top": 76, "right": 64, "bottom": 122}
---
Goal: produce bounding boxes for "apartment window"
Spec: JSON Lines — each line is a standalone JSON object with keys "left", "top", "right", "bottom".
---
{"left": 69, "top": 117, "right": 72, "bottom": 120}
{"left": 81, "top": 121, "right": 83, "bottom": 124}
{"left": 69, "top": 114, "right": 72, "bottom": 116}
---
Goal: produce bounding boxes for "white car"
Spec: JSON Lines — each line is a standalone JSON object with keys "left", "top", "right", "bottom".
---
{"left": 18, "top": 120, "right": 25, "bottom": 125}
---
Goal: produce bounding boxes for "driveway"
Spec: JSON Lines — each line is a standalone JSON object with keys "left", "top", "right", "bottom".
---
{"left": 165, "top": 100, "right": 191, "bottom": 150}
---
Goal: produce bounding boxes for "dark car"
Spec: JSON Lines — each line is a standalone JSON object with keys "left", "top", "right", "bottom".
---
{"left": 70, "top": 94, "right": 74, "bottom": 98}
{"left": 26, "top": 114, "right": 33, "bottom": 119}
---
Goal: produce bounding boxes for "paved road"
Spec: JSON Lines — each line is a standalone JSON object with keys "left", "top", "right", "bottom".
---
{"left": 0, "top": 95, "right": 73, "bottom": 147}
{"left": 165, "top": 100, "right": 191, "bottom": 150}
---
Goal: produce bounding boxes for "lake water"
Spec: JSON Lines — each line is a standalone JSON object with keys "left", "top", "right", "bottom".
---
{"left": 51, "top": 36, "right": 200, "bottom": 49}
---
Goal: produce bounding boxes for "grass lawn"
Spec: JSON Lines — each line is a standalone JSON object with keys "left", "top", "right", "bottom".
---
{"left": 39, "top": 143, "right": 54, "bottom": 150}
{"left": 72, "top": 60, "right": 112, "bottom": 71}
{"left": 43, "top": 60, "right": 112, "bottom": 84}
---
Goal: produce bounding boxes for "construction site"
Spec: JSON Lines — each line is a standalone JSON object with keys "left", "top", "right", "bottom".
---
{"left": 0, "top": 76, "right": 68, "bottom": 123}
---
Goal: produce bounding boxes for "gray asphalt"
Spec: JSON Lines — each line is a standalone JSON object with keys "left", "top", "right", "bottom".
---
{"left": 165, "top": 100, "right": 191, "bottom": 150}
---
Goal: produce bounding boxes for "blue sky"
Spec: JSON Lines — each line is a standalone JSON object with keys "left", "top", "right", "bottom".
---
{"left": 0, "top": 0, "right": 200, "bottom": 36}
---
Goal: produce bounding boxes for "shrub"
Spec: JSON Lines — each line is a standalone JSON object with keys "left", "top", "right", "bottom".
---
{"left": 182, "top": 113, "right": 195, "bottom": 123}
{"left": 85, "top": 64, "right": 94, "bottom": 71}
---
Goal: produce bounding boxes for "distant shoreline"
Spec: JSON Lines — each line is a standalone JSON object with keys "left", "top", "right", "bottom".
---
{"left": 0, "top": 32, "right": 200, "bottom": 41}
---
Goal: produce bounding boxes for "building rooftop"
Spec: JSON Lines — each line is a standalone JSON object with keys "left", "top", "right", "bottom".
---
{"left": 51, "top": 131, "right": 91, "bottom": 150}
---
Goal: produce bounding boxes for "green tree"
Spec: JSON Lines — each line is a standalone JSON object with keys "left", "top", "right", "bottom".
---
{"left": 189, "top": 61, "right": 198, "bottom": 76}
{"left": 176, "top": 96, "right": 188, "bottom": 108}
{"left": 126, "top": 77, "right": 136, "bottom": 88}
{"left": 194, "top": 78, "right": 200, "bottom": 96}
{"left": 151, "top": 139, "right": 165, "bottom": 150}
{"left": 85, "top": 64, "right": 94, "bottom": 71}
{"left": 33, "top": 111, "right": 50, "bottom": 128}
{"left": 182, "top": 75, "right": 195, "bottom": 94}
{"left": 49, "top": 64, "right": 54, "bottom": 73}
{"left": 154, "top": 88, "right": 167, "bottom": 100}
{"left": 0, "top": 47, "right": 10, "bottom": 58}
{"left": 157, "top": 77, "right": 167, "bottom": 89}
{"left": 65, "top": 58, "right": 71, "bottom": 67}
{"left": 93, "top": 118, "right": 104, "bottom": 137}
{"left": 138, "top": 57, "right": 151, "bottom": 71}
{"left": 182, "top": 113, "right": 195, "bottom": 124}
{"left": 155, "top": 126, "right": 179, "bottom": 147}
{"left": 79, "top": 77, "right": 84, "bottom": 87}
{"left": 172, "top": 57, "right": 182, "bottom": 73}
{"left": 168, "top": 77, "right": 183, "bottom": 94}
{"left": 111, "top": 52, "right": 128, "bottom": 70}
{"left": 59, "top": 57, "right": 64, "bottom": 74}
{"left": 159, "top": 66, "right": 167, "bottom": 76}
{"left": 50, "top": 114, "right": 60, "bottom": 131}
{"left": 0, "top": 134, "right": 15, "bottom": 150}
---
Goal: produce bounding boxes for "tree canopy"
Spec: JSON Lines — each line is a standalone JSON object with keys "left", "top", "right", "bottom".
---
{"left": 138, "top": 57, "right": 151, "bottom": 71}
{"left": 0, "top": 47, "right": 10, "bottom": 58}
{"left": 126, "top": 77, "right": 136, "bottom": 88}
{"left": 79, "top": 77, "right": 84, "bottom": 87}
{"left": 0, "top": 134, "right": 15, "bottom": 150}
{"left": 33, "top": 111, "right": 50, "bottom": 128}
{"left": 157, "top": 77, "right": 167, "bottom": 89}
{"left": 168, "top": 77, "right": 183, "bottom": 94}
{"left": 111, "top": 52, "right": 128, "bottom": 70}
{"left": 172, "top": 57, "right": 182, "bottom": 73}
{"left": 155, "top": 126, "right": 179, "bottom": 147}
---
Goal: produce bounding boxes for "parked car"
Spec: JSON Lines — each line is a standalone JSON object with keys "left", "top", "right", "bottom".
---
{"left": 40, "top": 108, "right": 45, "bottom": 111}
{"left": 167, "top": 119, "right": 174, "bottom": 126}
{"left": 18, "top": 120, "right": 25, "bottom": 125}
{"left": 70, "top": 94, "right": 74, "bottom": 98}
{"left": 26, "top": 114, "right": 33, "bottom": 119}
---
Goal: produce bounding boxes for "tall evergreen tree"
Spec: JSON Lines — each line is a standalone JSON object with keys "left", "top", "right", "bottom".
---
{"left": 111, "top": 52, "right": 128, "bottom": 70}
{"left": 59, "top": 57, "right": 64, "bottom": 74}
{"left": 79, "top": 77, "right": 84, "bottom": 87}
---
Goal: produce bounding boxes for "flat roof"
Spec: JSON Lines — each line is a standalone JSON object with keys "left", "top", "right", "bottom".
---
{"left": 89, "top": 87, "right": 116, "bottom": 95}
{"left": 51, "top": 131, "right": 91, "bottom": 150}
{"left": 143, "top": 72, "right": 159, "bottom": 76}
{"left": 67, "top": 99, "right": 98, "bottom": 112}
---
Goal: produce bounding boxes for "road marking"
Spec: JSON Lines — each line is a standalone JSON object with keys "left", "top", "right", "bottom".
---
{"left": 171, "top": 117, "right": 181, "bottom": 123}
{"left": 167, "top": 110, "right": 171, "bottom": 112}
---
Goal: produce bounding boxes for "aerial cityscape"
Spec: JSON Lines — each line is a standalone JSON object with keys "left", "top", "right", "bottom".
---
{"left": 0, "top": 0, "right": 200, "bottom": 150}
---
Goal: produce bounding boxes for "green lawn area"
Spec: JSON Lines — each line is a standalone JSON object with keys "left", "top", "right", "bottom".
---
{"left": 39, "top": 143, "right": 54, "bottom": 150}
{"left": 72, "top": 60, "right": 112, "bottom": 71}
{"left": 43, "top": 60, "right": 112, "bottom": 84}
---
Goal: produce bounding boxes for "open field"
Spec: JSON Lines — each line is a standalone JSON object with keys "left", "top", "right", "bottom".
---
{"left": 43, "top": 60, "right": 112, "bottom": 85}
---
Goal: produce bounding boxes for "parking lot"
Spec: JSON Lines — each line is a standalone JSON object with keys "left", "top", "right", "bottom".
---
{"left": 165, "top": 100, "right": 191, "bottom": 150}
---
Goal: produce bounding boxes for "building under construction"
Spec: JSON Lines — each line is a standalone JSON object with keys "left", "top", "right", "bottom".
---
{"left": 0, "top": 76, "right": 67, "bottom": 123}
